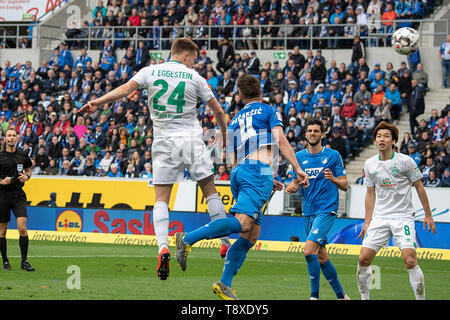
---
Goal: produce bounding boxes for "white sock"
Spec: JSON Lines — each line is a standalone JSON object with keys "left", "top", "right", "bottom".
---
{"left": 356, "top": 264, "right": 372, "bottom": 300}
{"left": 206, "top": 193, "right": 230, "bottom": 247}
{"left": 153, "top": 201, "right": 169, "bottom": 253}
{"left": 408, "top": 265, "right": 425, "bottom": 300}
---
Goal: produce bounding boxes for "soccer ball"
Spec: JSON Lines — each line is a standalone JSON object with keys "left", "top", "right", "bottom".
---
{"left": 391, "top": 27, "right": 420, "bottom": 55}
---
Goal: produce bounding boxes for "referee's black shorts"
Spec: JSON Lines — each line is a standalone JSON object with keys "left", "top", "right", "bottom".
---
{"left": 0, "top": 190, "right": 28, "bottom": 223}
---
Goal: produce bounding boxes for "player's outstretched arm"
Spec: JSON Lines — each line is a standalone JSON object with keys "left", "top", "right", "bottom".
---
{"left": 80, "top": 80, "right": 139, "bottom": 115}
{"left": 272, "top": 126, "right": 309, "bottom": 188}
{"left": 358, "top": 186, "right": 375, "bottom": 239}
{"left": 413, "top": 179, "right": 437, "bottom": 234}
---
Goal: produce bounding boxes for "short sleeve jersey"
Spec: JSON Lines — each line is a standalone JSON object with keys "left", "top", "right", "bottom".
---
{"left": 293, "top": 147, "right": 346, "bottom": 216}
{"left": 227, "top": 102, "right": 283, "bottom": 164}
{"left": 363, "top": 152, "right": 423, "bottom": 219}
{"left": 0, "top": 149, "right": 32, "bottom": 191}
{"left": 131, "top": 60, "right": 214, "bottom": 136}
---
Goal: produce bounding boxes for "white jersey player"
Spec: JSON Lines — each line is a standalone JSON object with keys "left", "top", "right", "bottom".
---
{"left": 80, "top": 38, "right": 231, "bottom": 280}
{"left": 356, "top": 121, "right": 436, "bottom": 300}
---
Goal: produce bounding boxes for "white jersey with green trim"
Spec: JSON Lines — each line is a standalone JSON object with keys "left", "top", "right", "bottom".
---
{"left": 363, "top": 152, "right": 423, "bottom": 219}
{"left": 131, "top": 60, "right": 214, "bottom": 137}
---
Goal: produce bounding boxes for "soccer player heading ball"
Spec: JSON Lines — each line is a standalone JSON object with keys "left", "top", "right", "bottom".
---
{"left": 80, "top": 38, "right": 232, "bottom": 280}
{"left": 357, "top": 121, "right": 436, "bottom": 300}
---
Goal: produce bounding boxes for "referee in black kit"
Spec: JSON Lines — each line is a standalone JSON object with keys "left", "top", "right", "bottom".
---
{"left": 0, "top": 127, "right": 34, "bottom": 271}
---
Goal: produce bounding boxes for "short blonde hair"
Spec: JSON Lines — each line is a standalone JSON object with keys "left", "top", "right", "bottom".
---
{"left": 171, "top": 38, "right": 199, "bottom": 56}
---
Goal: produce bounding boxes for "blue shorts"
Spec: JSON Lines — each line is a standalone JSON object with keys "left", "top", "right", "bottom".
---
{"left": 229, "top": 161, "right": 273, "bottom": 226}
{"left": 304, "top": 212, "right": 336, "bottom": 246}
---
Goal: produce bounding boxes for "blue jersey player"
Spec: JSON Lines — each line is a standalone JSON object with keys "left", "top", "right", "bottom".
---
{"left": 286, "top": 118, "right": 350, "bottom": 300}
{"left": 175, "top": 74, "right": 309, "bottom": 300}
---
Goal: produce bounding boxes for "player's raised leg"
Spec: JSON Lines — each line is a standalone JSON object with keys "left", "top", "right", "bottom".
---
{"left": 197, "top": 175, "right": 231, "bottom": 258}
{"left": 212, "top": 214, "right": 259, "bottom": 300}
{"left": 153, "top": 184, "right": 173, "bottom": 280}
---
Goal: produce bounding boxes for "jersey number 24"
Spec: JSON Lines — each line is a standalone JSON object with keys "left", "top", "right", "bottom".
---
{"left": 153, "top": 79, "right": 185, "bottom": 113}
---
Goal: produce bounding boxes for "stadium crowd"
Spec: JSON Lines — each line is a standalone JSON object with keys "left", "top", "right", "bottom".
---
{"left": 59, "top": 0, "right": 439, "bottom": 51}
{"left": 0, "top": 0, "right": 448, "bottom": 186}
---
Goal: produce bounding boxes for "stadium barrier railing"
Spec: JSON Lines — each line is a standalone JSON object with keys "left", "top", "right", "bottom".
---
{"left": 1, "top": 19, "right": 448, "bottom": 50}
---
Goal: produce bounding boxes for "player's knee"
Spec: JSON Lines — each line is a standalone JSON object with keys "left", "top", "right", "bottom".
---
{"left": 304, "top": 247, "right": 317, "bottom": 256}
{"left": 0, "top": 224, "right": 7, "bottom": 237}
{"left": 358, "top": 255, "right": 372, "bottom": 267}
{"left": 404, "top": 257, "right": 418, "bottom": 270}
{"left": 17, "top": 225, "right": 28, "bottom": 237}
{"left": 240, "top": 221, "right": 252, "bottom": 233}
{"left": 318, "top": 255, "right": 329, "bottom": 265}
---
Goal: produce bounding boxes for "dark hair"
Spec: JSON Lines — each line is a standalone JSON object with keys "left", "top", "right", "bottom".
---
{"left": 237, "top": 74, "right": 261, "bottom": 100}
{"left": 305, "top": 118, "right": 324, "bottom": 133}
{"left": 170, "top": 38, "right": 199, "bottom": 56}
{"left": 373, "top": 121, "right": 399, "bottom": 144}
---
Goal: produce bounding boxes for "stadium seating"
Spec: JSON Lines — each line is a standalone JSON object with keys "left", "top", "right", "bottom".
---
{"left": 0, "top": 0, "right": 447, "bottom": 186}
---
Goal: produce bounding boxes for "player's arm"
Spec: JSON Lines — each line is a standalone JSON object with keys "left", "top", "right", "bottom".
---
{"left": 413, "top": 179, "right": 436, "bottom": 234}
{"left": 324, "top": 169, "right": 349, "bottom": 191}
{"left": 206, "top": 97, "right": 227, "bottom": 146}
{"left": 272, "top": 125, "right": 309, "bottom": 188}
{"left": 80, "top": 80, "right": 139, "bottom": 115}
{"left": 357, "top": 186, "right": 375, "bottom": 239}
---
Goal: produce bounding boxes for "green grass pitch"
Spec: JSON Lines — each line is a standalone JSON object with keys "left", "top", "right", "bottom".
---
{"left": 1, "top": 240, "right": 449, "bottom": 300}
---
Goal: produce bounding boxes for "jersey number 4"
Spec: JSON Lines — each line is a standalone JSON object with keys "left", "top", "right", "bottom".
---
{"left": 153, "top": 79, "right": 185, "bottom": 113}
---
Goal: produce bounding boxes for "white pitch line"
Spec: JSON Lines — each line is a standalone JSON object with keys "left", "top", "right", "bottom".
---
{"left": 8, "top": 255, "right": 449, "bottom": 273}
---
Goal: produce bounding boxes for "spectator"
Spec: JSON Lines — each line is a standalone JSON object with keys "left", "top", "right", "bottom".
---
{"left": 58, "top": 159, "right": 77, "bottom": 176}
{"left": 140, "top": 162, "right": 153, "bottom": 180}
{"left": 423, "top": 170, "right": 441, "bottom": 187}
{"left": 421, "top": 156, "right": 436, "bottom": 180}
{"left": 407, "top": 142, "right": 422, "bottom": 167}
{"left": 328, "top": 127, "right": 347, "bottom": 160}
{"left": 215, "top": 164, "right": 230, "bottom": 181}
{"left": 355, "top": 106, "right": 375, "bottom": 147}
{"left": 107, "top": 163, "right": 124, "bottom": 177}
{"left": 439, "top": 34, "right": 450, "bottom": 88}
{"left": 341, "top": 96, "right": 357, "bottom": 120}
{"left": 408, "top": 79, "right": 425, "bottom": 134}
{"left": 400, "top": 132, "right": 414, "bottom": 155}
{"left": 99, "top": 150, "right": 113, "bottom": 172}
{"left": 412, "top": 63, "right": 428, "bottom": 90}
{"left": 441, "top": 168, "right": 450, "bottom": 187}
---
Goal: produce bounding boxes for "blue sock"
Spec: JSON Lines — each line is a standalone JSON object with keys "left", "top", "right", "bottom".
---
{"left": 305, "top": 254, "right": 320, "bottom": 299}
{"left": 320, "top": 260, "right": 345, "bottom": 299}
{"left": 183, "top": 217, "right": 242, "bottom": 246}
{"left": 221, "top": 237, "right": 253, "bottom": 287}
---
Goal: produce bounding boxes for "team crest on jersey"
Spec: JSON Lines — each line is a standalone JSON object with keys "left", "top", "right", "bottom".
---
{"left": 392, "top": 164, "right": 399, "bottom": 176}
{"left": 321, "top": 157, "right": 328, "bottom": 164}
{"left": 305, "top": 167, "right": 324, "bottom": 179}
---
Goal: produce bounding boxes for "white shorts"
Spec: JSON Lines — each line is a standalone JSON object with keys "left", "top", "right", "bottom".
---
{"left": 151, "top": 135, "right": 214, "bottom": 184}
{"left": 362, "top": 216, "right": 417, "bottom": 252}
